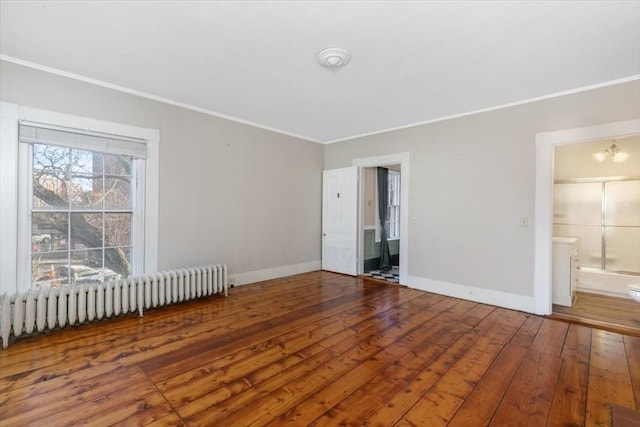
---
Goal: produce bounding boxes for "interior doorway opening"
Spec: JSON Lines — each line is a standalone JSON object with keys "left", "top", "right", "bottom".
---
{"left": 534, "top": 119, "right": 639, "bottom": 322}
{"left": 361, "top": 165, "right": 401, "bottom": 284}
{"left": 353, "top": 153, "right": 409, "bottom": 286}
{"left": 549, "top": 136, "right": 640, "bottom": 332}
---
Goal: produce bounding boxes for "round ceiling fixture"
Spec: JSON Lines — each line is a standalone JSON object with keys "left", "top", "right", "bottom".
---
{"left": 318, "top": 47, "right": 351, "bottom": 69}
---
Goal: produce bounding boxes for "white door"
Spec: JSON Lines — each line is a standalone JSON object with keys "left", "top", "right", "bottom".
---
{"left": 322, "top": 166, "right": 358, "bottom": 275}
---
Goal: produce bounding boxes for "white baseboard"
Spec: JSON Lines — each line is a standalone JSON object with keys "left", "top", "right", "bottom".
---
{"left": 407, "top": 275, "right": 536, "bottom": 314}
{"left": 229, "top": 260, "right": 321, "bottom": 287}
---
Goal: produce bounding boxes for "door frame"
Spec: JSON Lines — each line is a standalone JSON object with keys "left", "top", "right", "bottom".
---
{"left": 353, "top": 152, "right": 410, "bottom": 285}
{"left": 533, "top": 119, "right": 639, "bottom": 314}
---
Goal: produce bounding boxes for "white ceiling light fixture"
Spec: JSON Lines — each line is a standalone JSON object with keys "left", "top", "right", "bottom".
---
{"left": 318, "top": 47, "right": 351, "bottom": 69}
{"left": 593, "top": 142, "right": 629, "bottom": 162}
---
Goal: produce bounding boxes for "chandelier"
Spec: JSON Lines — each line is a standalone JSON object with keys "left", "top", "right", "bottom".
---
{"left": 593, "top": 143, "right": 629, "bottom": 162}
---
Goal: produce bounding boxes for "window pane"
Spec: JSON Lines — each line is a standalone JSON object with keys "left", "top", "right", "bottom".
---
{"left": 605, "top": 181, "right": 640, "bottom": 226}
{"left": 105, "top": 246, "right": 131, "bottom": 278}
{"left": 105, "top": 213, "right": 131, "bottom": 247}
{"left": 33, "top": 144, "right": 69, "bottom": 173}
{"left": 32, "top": 251, "right": 69, "bottom": 287}
{"left": 32, "top": 212, "right": 67, "bottom": 252}
{"left": 70, "top": 149, "right": 102, "bottom": 175}
{"left": 104, "top": 176, "right": 131, "bottom": 209}
{"left": 605, "top": 226, "right": 640, "bottom": 273}
{"left": 553, "top": 183, "right": 601, "bottom": 225}
{"left": 68, "top": 248, "right": 125, "bottom": 283}
{"left": 70, "top": 248, "right": 103, "bottom": 278}
{"left": 70, "top": 176, "right": 103, "bottom": 209}
{"left": 33, "top": 144, "right": 70, "bottom": 209}
{"left": 70, "top": 213, "right": 103, "bottom": 249}
{"left": 104, "top": 154, "right": 131, "bottom": 176}
{"left": 553, "top": 224, "right": 601, "bottom": 269}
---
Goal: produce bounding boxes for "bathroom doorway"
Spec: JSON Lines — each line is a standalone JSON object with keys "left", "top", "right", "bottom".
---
{"left": 551, "top": 135, "right": 640, "bottom": 331}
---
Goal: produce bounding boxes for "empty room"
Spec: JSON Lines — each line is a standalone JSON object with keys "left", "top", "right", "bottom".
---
{"left": 1, "top": 1, "right": 639, "bottom": 426}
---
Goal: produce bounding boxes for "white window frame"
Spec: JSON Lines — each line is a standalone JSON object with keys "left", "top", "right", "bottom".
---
{"left": 386, "top": 169, "right": 401, "bottom": 240}
{"left": 1, "top": 102, "right": 159, "bottom": 294}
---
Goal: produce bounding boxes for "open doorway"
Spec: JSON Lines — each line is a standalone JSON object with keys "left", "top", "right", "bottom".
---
{"left": 361, "top": 165, "right": 401, "bottom": 283}
{"left": 534, "top": 119, "right": 639, "bottom": 331}
{"left": 551, "top": 136, "right": 640, "bottom": 330}
{"left": 353, "top": 153, "right": 409, "bottom": 285}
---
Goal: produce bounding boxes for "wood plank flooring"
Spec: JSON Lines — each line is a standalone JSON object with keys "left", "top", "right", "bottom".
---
{"left": 1, "top": 271, "right": 639, "bottom": 426}
{"left": 552, "top": 291, "right": 640, "bottom": 336}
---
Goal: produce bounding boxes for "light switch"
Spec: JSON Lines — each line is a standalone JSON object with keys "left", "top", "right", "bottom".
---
{"left": 520, "top": 217, "right": 529, "bottom": 227}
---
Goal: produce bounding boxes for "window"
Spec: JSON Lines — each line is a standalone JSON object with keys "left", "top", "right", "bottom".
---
{"left": 28, "top": 139, "right": 137, "bottom": 287}
{"left": 0, "top": 103, "right": 158, "bottom": 294}
{"left": 386, "top": 170, "right": 401, "bottom": 240}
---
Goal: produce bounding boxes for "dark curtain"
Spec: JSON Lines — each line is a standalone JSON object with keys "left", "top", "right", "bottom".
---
{"left": 377, "top": 167, "right": 392, "bottom": 271}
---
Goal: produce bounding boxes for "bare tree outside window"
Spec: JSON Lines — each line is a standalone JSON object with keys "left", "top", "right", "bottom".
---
{"left": 31, "top": 144, "right": 133, "bottom": 287}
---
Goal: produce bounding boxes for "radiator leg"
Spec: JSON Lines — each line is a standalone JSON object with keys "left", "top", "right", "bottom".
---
{"left": 137, "top": 277, "right": 144, "bottom": 317}
{"left": 1, "top": 294, "right": 11, "bottom": 348}
{"left": 223, "top": 265, "right": 228, "bottom": 297}
{"left": 36, "top": 289, "right": 47, "bottom": 332}
{"left": 58, "top": 287, "right": 68, "bottom": 328}
{"left": 13, "top": 293, "right": 24, "bottom": 337}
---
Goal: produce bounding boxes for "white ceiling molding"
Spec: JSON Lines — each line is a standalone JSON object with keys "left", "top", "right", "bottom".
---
{"left": 0, "top": 55, "right": 322, "bottom": 144}
{"left": 325, "top": 74, "right": 640, "bottom": 144}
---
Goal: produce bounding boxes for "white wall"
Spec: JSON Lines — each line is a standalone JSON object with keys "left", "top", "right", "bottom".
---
{"left": 325, "top": 80, "right": 640, "bottom": 312}
{"left": 0, "top": 60, "right": 324, "bottom": 284}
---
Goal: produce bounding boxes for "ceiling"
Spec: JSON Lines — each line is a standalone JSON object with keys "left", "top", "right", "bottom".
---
{"left": 1, "top": 1, "right": 639, "bottom": 144}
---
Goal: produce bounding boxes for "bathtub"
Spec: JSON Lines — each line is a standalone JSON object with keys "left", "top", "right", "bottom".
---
{"left": 577, "top": 268, "right": 640, "bottom": 299}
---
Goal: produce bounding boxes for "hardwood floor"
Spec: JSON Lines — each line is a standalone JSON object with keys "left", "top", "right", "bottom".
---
{"left": 1, "top": 271, "right": 639, "bottom": 426}
{"left": 551, "top": 291, "right": 640, "bottom": 336}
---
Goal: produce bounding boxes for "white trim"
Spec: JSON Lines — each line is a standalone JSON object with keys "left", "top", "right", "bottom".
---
{"left": 143, "top": 129, "right": 159, "bottom": 275}
{"left": 0, "top": 102, "right": 19, "bottom": 295}
{"left": 16, "top": 141, "right": 30, "bottom": 292}
{"left": 1, "top": 55, "right": 321, "bottom": 144}
{"left": 326, "top": 76, "right": 640, "bottom": 144}
{"left": 228, "top": 260, "right": 321, "bottom": 287}
{"left": 533, "top": 119, "right": 640, "bottom": 315}
{"left": 4, "top": 56, "right": 637, "bottom": 146}
{"left": 533, "top": 138, "right": 554, "bottom": 315}
{"left": 17, "top": 105, "right": 151, "bottom": 140}
{"left": 408, "top": 275, "right": 536, "bottom": 313}
{"left": 353, "top": 153, "right": 409, "bottom": 286}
